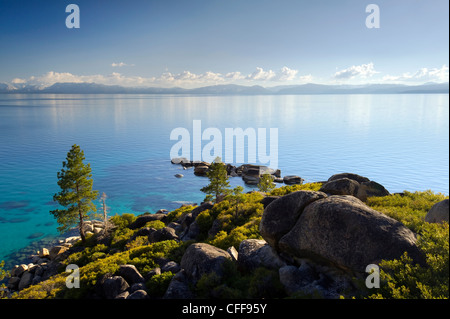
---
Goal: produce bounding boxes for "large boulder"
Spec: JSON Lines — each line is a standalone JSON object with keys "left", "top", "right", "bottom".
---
{"left": 328, "top": 173, "right": 370, "bottom": 184}
{"left": 18, "top": 271, "right": 34, "bottom": 290}
{"left": 320, "top": 173, "right": 389, "bottom": 201}
{"left": 278, "top": 195, "right": 423, "bottom": 272}
{"left": 180, "top": 220, "right": 200, "bottom": 241}
{"left": 260, "top": 196, "right": 280, "bottom": 209}
{"left": 425, "top": 199, "right": 449, "bottom": 224}
{"left": 180, "top": 243, "right": 231, "bottom": 282}
{"left": 356, "top": 180, "right": 390, "bottom": 201}
{"left": 259, "top": 191, "right": 327, "bottom": 249}
{"left": 11, "top": 264, "right": 28, "bottom": 277}
{"left": 149, "top": 227, "right": 179, "bottom": 243}
{"left": 237, "top": 239, "right": 286, "bottom": 272}
{"left": 319, "top": 178, "right": 360, "bottom": 197}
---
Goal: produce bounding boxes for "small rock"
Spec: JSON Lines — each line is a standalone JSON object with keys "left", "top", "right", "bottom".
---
{"left": 283, "top": 175, "right": 304, "bottom": 185}
{"left": 38, "top": 248, "right": 50, "bottom": 258}
{"left": 129, "top": 282, "right": 147, "bottom": 294}
{"left": 115, "top": 291, "right": 130, "bottom": 299}
{"left": 49, "top": 245, "right": 69, "bottom": 260}
{"left": 227, "top": 246, "right": 239, "bottom": 262}
{"left": 118, "top": 264, "right": 145, "bottom": 285}
{"left": 127, "top": 289, "right": 149, "bottom": 299}
{"left": 161, "top": 261, "right": 181, "bottom": 273}
{"left": 145, "top": 267, "right": 161, "bottom": 281}
{"left": 194, "top": 165, "right": 209, "bottom": 176}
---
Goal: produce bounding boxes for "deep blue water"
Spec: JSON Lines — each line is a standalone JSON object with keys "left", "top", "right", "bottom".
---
{"left": 0, "top": 93, "right": 448, "bottom": 264}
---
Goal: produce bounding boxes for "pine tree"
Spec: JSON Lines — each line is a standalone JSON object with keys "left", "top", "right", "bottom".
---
{"left": 228, "top": 186, "right": 245, "bottom": 218}
{"left": 258, "top": 173, "right": 276, "bottom": 193}
{"left": 50, "top": 144, "right": 99, "bottom": 243}
{"left": 200, "top": 157, "right": 230, "bottom": 203}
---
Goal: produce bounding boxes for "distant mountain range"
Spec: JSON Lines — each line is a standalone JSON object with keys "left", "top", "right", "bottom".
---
{"left": 0, "top": 82, "right": 448, "bottom": 95}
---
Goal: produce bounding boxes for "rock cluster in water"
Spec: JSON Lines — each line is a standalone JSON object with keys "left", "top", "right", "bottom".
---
{"left": 171, "top": 157, "right": 303, "bottom": 186}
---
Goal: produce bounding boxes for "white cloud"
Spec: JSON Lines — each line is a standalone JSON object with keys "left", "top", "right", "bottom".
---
{"left": 225, "top": 71, "right": 245, "bottom": 80}
{"left": 334, "top": 62, "right": 379, "bottom": 79}
{"left": 246, "top": 67, "right": 276, "bottom": 81}
{"left": 382, "top": 65, "right": 449, "bottom": 83}
{"left": 7, "top": 66, "right": 305, "bottom": 89}
{"left": 111, "top": 62, "right": 134, "bottom": 67}
{"left": 11, "top": 78, "right": 27, "bottom": 84}
{"left": 273, "top": 66, "right": 299, "bottom": 81}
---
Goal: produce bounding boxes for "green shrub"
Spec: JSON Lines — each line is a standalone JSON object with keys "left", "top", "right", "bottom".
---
{"left": 125, "top": 236, "right": 150, "bottom": 250}
{"left": 110, "top": 213, "right": 136, "bottom": 229}
{"left": 110, "top": 227, "right": 136, "bottom": 250}
{"left": 165, "top": 205, "right": 195, "bottom": 224}
{"left": 144, "top": 220, "right": 166, "bottom": 230}
{"left": 64, "top": 244, "right": 109, "bottom": 267}
{"left": 195, "top": 259, "right": 246, "bottom": 299}
{"left": 269, "top": 182, "right": 323, "bottom": 196}
{"left": 248, "top": 267, "right": 286, "bottom": 299}
{"left": 147, "top": 271, "right": 175, "bottom": 298}
{"left": 365, "top": 191, "right": 449, "bottom": 299}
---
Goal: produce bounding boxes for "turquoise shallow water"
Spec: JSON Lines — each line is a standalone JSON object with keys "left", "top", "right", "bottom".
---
{"left": 0, "top": 93, "right": 448, "bottom": 264}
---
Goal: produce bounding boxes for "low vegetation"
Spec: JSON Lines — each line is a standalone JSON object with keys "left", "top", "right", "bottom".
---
{"left": 4, "top": 184, "right": 448, "bottom": 300}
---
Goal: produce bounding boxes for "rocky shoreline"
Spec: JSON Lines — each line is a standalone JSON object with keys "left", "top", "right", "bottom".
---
{"left": 2, "top": 171, "right": 448, "bottom": 299}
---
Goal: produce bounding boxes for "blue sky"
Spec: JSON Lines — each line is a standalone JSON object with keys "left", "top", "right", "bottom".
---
{"left": 0, "top": 0, "right": 448, "bottom": 88}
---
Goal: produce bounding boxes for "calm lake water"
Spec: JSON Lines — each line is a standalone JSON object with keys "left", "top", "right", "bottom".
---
{"left": 0, "top": 93, "right": 448, "bottom": 264}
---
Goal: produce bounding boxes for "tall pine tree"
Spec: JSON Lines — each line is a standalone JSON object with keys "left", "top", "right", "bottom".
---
{"left": 50, "top": 144, "right": 98, "bottom": 243}
{"left": 200, "top": 157, "right": 230, "bottom": 203}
